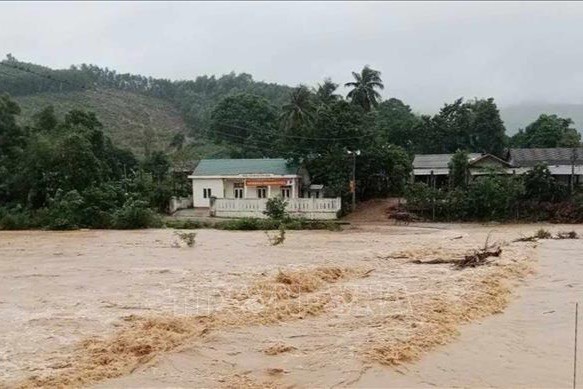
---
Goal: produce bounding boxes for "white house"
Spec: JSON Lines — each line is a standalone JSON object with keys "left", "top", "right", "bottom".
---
{"left": 187, "top": 158, "right": 340, "bottom": 219}
{"left": 188, "top": 158, "right": 309, "bottom": 207}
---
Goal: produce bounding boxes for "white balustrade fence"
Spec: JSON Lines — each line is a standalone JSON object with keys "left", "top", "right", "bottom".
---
{"left": 210, "top": 197, "right": 341, "bottom": 220}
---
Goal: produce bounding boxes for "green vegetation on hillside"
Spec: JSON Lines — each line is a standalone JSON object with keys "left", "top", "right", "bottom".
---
{"left": 0, "top": 95, "right": 178, "bottom": 230}
{"left": 14, "top": 89, "right": 189, "bottom": 156}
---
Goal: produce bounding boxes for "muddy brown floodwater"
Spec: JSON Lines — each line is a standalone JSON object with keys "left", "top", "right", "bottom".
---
{"left": 0, "top": 224, "right": 580, "bottom": 388}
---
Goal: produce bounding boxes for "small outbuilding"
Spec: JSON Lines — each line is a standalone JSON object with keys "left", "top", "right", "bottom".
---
{"left": 413, "top": 153, "right": 511, "bottom": 187}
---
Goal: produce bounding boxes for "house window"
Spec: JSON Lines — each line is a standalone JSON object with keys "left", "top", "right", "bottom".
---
{"left": 234, "top": 182, "right": 244, "bottom": 198}
{"left": 257, "top": 186, "right": 267, "bottom": 199}
{"left": 203, "top": 188, "right": 212, "bottom": 198}
{"left": 281, "top": 186, "right": 291, "bottom": 198}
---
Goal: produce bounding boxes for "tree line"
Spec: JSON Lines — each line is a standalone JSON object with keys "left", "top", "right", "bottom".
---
{"left": 0, "top": 95, "right": 178, "bottom": 229}
{"left": 2, "top": 55, "right": 582, "bottom": 226}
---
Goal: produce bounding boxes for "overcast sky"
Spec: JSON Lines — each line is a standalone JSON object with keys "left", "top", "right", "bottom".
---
{"left": 2, "top": 1, "right": 583, "bottom": 112}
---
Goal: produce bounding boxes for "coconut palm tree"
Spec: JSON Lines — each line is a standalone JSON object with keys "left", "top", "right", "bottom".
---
{"left": 279, "top": 85, "right": 315, "bottom": 131}
{"left": 345, "top": 65, "right": 384, "bottom": 112}
{"left": 315, "top": 78, "right": 341, "bottom": 106}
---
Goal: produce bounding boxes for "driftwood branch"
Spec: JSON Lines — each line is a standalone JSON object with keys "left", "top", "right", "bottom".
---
{"left": 410, "top": 246, "right": 502, "bottom": 269}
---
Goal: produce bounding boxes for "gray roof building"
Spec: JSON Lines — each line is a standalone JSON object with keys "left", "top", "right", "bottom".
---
{"left": 413, "top": 153, "right": 509, "bottom": 176}
{"left": 508, "top": 148, "right": 583, "bottom": 167}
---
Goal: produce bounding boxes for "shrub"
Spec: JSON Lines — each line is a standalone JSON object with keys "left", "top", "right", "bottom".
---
{"left": 534, "top": 228, "right": 552, "bottom": 239}
{"left": 112, "top": 197, "right": 161, "bottom": 229}
{"left": 556, "top": 230, "right": 578, "bottom": 239}
{"left": 0, "top": 208, "right": 34, "bottom": 230}
{"left": 175, "top": 231, "right": 196, "bottom": 247}
{"left": 524, "top": 164, "right": 568, "bottom": 202}
{"left": 216, "top": 218, "right": 279, "bottom": 231}
{"left": 45, "top": 189, "right": 85, "bottom": 230}
{"left": 263, "top": 197, "right": 289, "bottom": 221}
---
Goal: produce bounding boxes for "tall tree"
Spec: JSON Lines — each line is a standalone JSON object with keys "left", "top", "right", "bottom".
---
{"left": 468, "top": 98, "right": 506, "bottom": 156}
{"left": 373, "top": 98, "right": 421, "bottom": 149}
{"left": 31, "top": 105, "right": 58, "bottom": 133}
{"left": 209, "top": 93, "right": 279, "bottom": 157}
{"left": 510, "top": 114, "right": 581, "bottom": 148}
{"left": 345, "top": 65, "right": 384, "bottom": 112}
{"left": 315, "top": 78, "right": 341, "bottom": 106}
{"left": 448, "top": 149, "right": 470, "bottom": 189}
{"left": 169, "top": 133, "right": 185, "bottom": 151}
{"left": 414, "top": 97, "right": 506, "bottom": 155}
{"left": 279, "top": 85, "right": 315, "bottom": 131}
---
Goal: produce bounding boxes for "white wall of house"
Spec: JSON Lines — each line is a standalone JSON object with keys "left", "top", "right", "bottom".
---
{"left": 192, "top": 178, "right": 224, "bottom": 207}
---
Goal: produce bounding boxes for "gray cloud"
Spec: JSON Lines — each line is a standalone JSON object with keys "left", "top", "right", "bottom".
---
{"left": 2, "top": 1, "right": 583, "bottom": 112}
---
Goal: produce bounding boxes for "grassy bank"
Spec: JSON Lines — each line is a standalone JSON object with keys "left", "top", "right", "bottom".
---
{"left": 164, "top": 217, "right": 344, "bottom": 231}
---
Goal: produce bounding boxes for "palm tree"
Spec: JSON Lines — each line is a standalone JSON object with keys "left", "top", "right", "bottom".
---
{"left": 279, "top": 85, "right": 315, "bottom": 131}
{"left": 345, "top": 65, "right": 384, "bottom": 112}
{"left": 315, "top": 78, "right": 341, "bottom": 106}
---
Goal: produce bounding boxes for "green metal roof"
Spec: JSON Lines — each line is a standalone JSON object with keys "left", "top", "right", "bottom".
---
{"left": 192, "top": 158, "right": 298, "bottom": 176}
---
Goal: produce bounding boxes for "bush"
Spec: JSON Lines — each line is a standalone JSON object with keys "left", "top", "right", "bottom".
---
{"left": 263, "top": 197, "right": 289, "bottom": 221}
{"left": 524, "top": 164, "right": 568, "bottom": 202}
{"left": 45, "top": 190, "right": 85, "bottom": 230}
{"left": 216, "top": 218, "right": 279, "bottom": 231}
{"left": 0, "top": 208, "right": 33, "bottom": 230}
{"left": 174, "top": 231, "right": 196, "bottom": 247}
{"left": 112, "top": 197, "right": 162, "bottom": 229}
{"left": 535, "top": 228, "right": 552, "bottom": 239}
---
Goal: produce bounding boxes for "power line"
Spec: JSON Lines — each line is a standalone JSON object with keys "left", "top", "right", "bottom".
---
{"left": 214, "top": 121, "right": 368, "bottom": 141}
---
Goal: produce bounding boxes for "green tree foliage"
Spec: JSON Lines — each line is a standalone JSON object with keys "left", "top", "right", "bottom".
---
{"left": 462, "top": 174, "right": 525, "bottom": 220}
{"left": 448, "top": 149, "right": 470, "bottom": 189}
{"left": 414, "top": 98, "right": 507, "bottom": 155}
{"left": 470, "top": 98, "right": 506, "bottom": 156}
{"left": 0, "top": 58, "right": 292, "bottom": 141}
{"left": 345, "top": 65, "right": 384, "bottom": 112}
{"left": 142, "top": 151, "right": 170, "bottom": 183}
{"left": 209, "top": 93, "right": 279, "bottom": 157}
{"left": 523, "top": 164, "right": 568, "bottom": 202}
{"left": 169, "top": 133, "right": 185, "bottom": 151}
{"left": 263, "top": 197, "right": 289, "bottom": 221}
{"left": 315, "top": 78, "right": 342, "bottom": 106}
{"left": 31, "top": 105, "right": 58, "bottom": 133}
{"left": 280, "top": 85, "right": 315, "bottom": 131}
{"left": 0, "top": 96, "right": 169, "bottom": 230}
{"left": 510, "top": 114, "right": 581, "bottom": 148}
{"left": 373, "top": 98, "right": 421, "bottom": 149}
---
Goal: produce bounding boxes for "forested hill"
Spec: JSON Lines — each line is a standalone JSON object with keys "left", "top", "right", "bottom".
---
{"left": 2, "top": 56, "right": 582, "bottom": 155}
{"left": 14, "top": 89, "right": 189, "bottom": 156}
{"left": 0, "top": 56, "right": 292, "bottom": 154}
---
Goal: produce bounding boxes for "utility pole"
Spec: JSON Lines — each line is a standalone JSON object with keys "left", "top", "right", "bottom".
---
{"left": 348, "top": 150, "right": 360, "bottom": 211}
{"left": 571, "top": 148, "right": 578, "bottom": 194}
